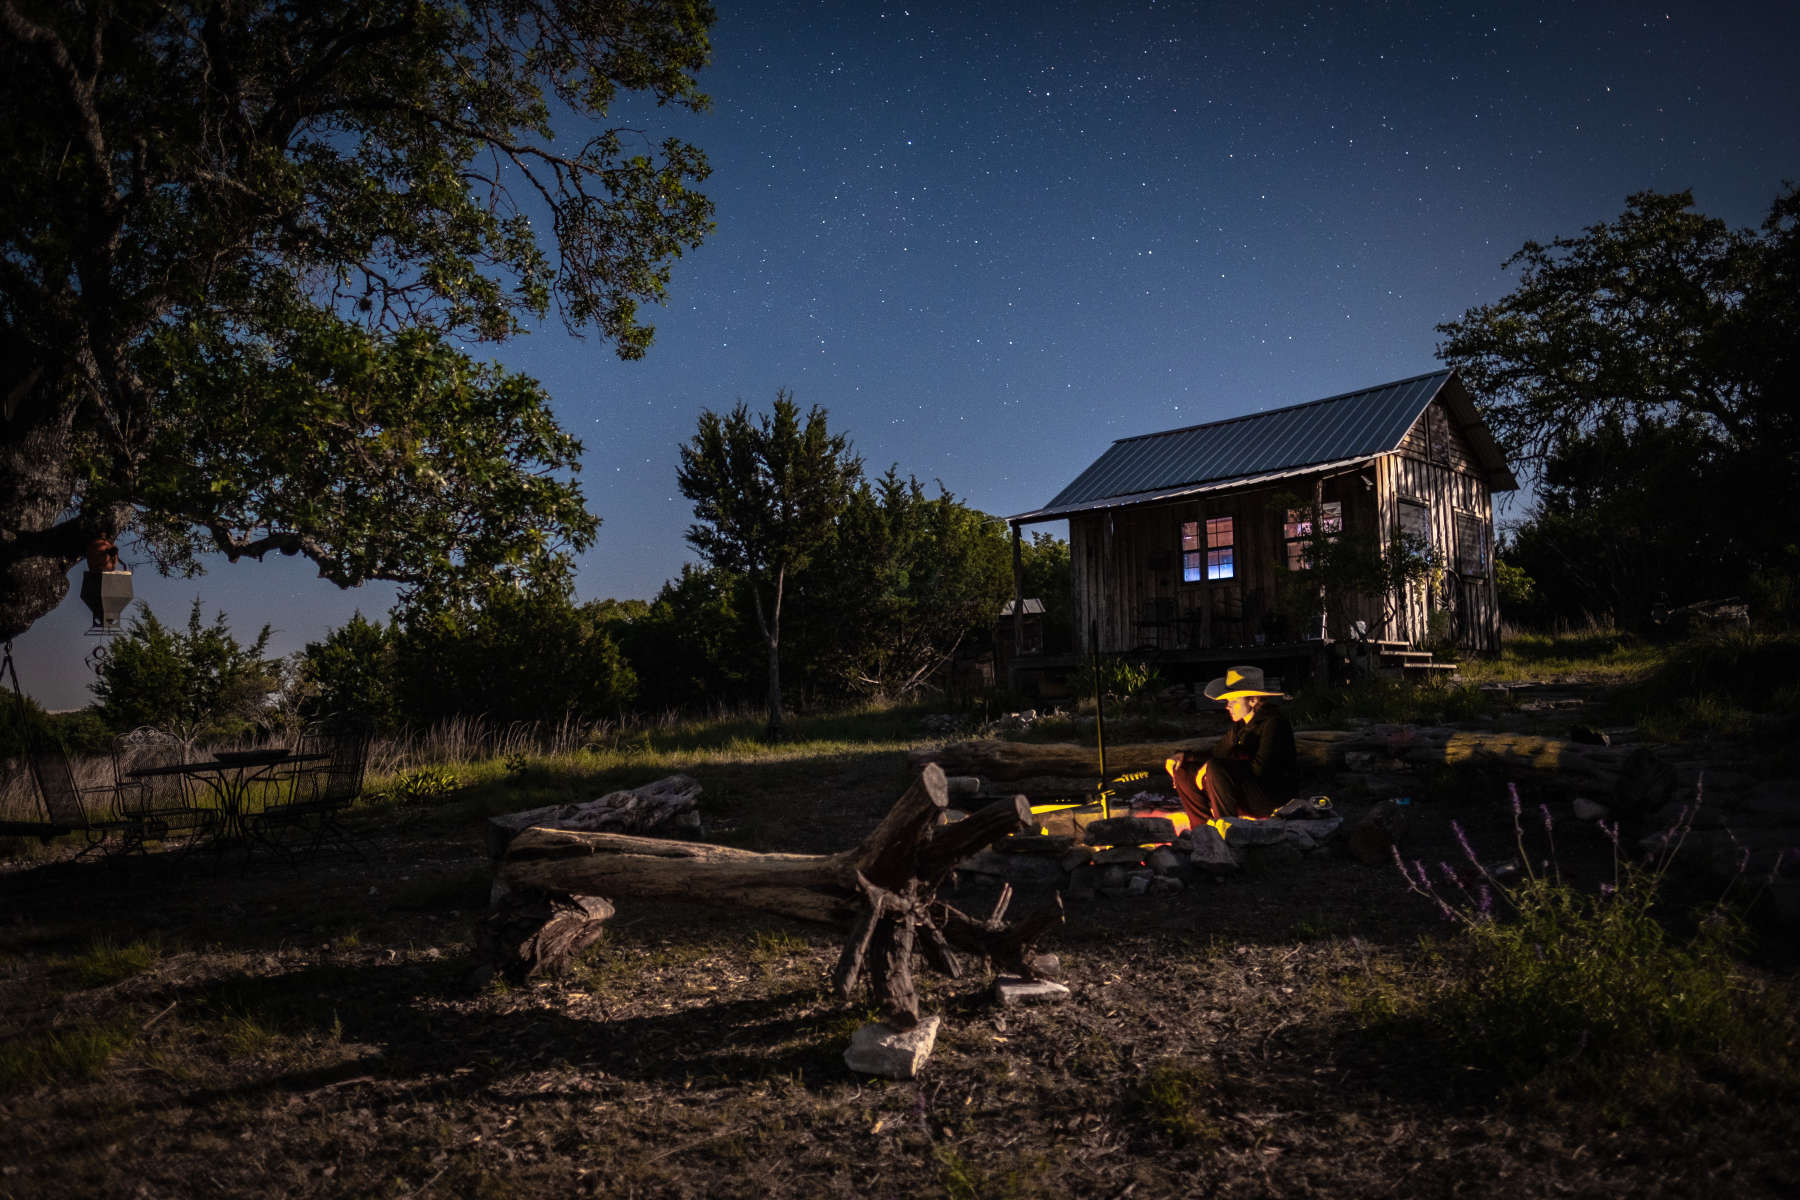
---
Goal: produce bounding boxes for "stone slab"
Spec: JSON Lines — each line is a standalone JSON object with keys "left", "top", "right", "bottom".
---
{"left": 844, "top": 1015, "right": 943, "bottom": 1080}
{"left": 1083, "top": 816, "right": 1178, "bottom": 846}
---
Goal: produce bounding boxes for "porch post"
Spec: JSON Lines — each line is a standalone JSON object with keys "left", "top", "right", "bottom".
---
{"left": 1009, "top": 520, "right": 1024, "bottom": 693}
{"left": 1313, "top": 477, "right": 1328, "bottom": 640}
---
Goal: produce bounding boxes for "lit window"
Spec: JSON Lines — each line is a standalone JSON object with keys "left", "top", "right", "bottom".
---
{"left": 1206, "top": 516, "right": 1234, "bottom": 581}
{"left": 1283, "top": 501, "right": 1342, "bottom": 570}
{"left": 1180, "top": 521, "right": 1202, "bottom": 582}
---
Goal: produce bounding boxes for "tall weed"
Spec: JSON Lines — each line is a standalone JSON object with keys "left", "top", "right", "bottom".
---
{"left": 1387, "top": 783, "right": 1777, "bottom": 1091}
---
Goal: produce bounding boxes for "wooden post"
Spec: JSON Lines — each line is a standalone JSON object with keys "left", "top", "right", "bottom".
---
{"left": 1313, "top": 476, "right": 1328, "bottom": 641}
{"left": 1009, "top": 520, "right": 1024, "bottom": 693}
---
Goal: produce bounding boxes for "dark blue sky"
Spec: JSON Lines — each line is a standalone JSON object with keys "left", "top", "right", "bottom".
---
{"left": 17, "top": 0, "right": 1800, "bottom": 709}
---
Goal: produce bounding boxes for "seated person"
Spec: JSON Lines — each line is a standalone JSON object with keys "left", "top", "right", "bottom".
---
{"left": 1166, "top": 665, "right": 1297, "bottom": 828}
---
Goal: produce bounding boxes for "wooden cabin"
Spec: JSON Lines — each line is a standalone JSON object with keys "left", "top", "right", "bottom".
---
{"left": 1006, "top": 369, "right": 1518, "bottom": 686}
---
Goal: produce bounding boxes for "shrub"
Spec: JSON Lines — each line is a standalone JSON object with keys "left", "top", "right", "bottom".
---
{"left": 1390, "top": 784, "right": 1768, "bottom": 1087}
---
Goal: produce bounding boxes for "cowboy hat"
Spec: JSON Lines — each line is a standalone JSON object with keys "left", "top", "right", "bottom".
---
{"left": 1202, "top": 665, "right": 1288, "bottom": 701}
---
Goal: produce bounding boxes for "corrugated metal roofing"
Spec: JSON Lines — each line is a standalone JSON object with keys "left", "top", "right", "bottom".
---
{"left": 1015, "top": 369, "right": 1507, "bottom": 523}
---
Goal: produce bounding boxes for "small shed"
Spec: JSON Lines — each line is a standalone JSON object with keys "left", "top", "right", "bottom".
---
{"left": 1006, "top": 369, "right": 1517, "bottom": 675}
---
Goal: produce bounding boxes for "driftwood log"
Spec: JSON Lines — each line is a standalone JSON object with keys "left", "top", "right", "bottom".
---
{"left": 477, "top": 764, "right": 1060, "bottom": 1025}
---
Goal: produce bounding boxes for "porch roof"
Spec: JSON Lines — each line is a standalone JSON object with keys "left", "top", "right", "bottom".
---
{"left": 1011, "top": 368, "right": 1517, "bottom": 525}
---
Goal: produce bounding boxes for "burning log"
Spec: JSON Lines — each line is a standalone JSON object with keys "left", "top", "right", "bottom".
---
{"left": 476, "top": 764, "right": 1060, "bottom": 1024}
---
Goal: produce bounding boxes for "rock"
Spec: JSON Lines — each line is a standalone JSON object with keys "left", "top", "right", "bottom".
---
{"left": 1189, "top": 829, "right": 1245, "bottom": 873}
{"left": 1083, "top": 816, "right": 1178, "bottom": 846}
{"left": 1146, "top": 846, "right": 1184, "bottom": 875}
{"left": 1611, "top": 747, "right": 1677, "bottom": 817}
{"left": 1028, "top": 953, "right": 1063, "bottom": 980}
{"left": 1218, "top": 818, "right": 1291, "bottom": 847}
{"left": 1126, "top": 874, "right": 1152, "bottom": 896}
{"left": 1568, "top": 724, "right": 1611, "bottom": 746}
{"left": 995, "top": 976, "right": 1072, "bottom": 1006}
{"left": 1571, "top": 796, "right": 1611, "bottom": 821}
{"left": 1060, "top": 846, "right": 1096, "bottom": 872}
{"left": 1100, "top": 865, "right": 1128, "bottom": 890}
{"left": 1093, "top": 846, "right": 1148, "bottom": 867}
{"left": 1301, "top": 816, "right": 1343, "bottom": 842}
{"left": 1273, "top": 795, "right": 1337, "bottom": 821}
{"left": 845, "top": 1015, "right": 943, "bottom": 1079}
{"left": 1149, "top": 875, "right": 1185, "bottom": 896}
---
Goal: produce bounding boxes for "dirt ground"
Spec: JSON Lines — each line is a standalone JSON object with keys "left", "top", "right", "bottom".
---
{"left": 2, "top": 714, "right": 1797, "bottom": 1199}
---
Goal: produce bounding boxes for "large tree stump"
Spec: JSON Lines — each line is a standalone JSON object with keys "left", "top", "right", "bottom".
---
{"left": 479, "top": 765, "right": 1058, "bottom": 1024}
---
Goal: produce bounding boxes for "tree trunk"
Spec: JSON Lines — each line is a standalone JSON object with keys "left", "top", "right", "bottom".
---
{"left": 0, "top": 414, "right": 92, "bottom": 641}
{"left": 480, "top": 765, "right": 1058, "bottom": 1023}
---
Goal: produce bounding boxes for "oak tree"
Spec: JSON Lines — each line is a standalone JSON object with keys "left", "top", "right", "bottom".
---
{"left": 0, "top": 0, "right": 715, "bottom": 640}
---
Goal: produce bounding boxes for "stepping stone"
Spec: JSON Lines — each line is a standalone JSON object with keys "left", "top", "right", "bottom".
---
{"left": 845, "top": 1015, "right": 943, "bottom": 1080}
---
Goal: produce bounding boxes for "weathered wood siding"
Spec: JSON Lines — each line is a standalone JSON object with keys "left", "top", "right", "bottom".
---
{"left": 1379, "top": 398, "right": 1501, "bottom": 651}
{"left": 1069, "top": 472, "right": 1384, "bottom": 654}
{"left": 1067, "top": 397, "right": 1503, "bottom": 656}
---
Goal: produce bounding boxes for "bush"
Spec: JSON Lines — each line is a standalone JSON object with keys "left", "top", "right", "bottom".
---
{"left": 1389, "top": 785, "right": 1769, "bottom": 1088}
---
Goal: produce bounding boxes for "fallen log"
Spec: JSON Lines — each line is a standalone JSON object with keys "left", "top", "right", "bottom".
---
{"left": 918, "top": 728, "right": 1648, "bottom": 794}
{"left": 486, "top": 773, "right": 702, "bottom": 860}
{"left": 477, "top": 765, "right": 1058, "bottom": 1024}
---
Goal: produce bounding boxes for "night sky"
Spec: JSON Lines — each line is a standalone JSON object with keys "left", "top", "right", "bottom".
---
{"left": 16, "top": 0, "right": 1800, "bottom": 709}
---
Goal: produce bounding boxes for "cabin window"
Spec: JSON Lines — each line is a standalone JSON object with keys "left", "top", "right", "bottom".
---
{"left": 1397, "top": 499, "right": 1430, "bottom": 550}
{"left": 1283, "top": 501, "right": 1342, "bottom": 570}
{"left": 1180, "top": 521, "right": 1202, "bottom": 582}
{"left": 1454, "top": 510, "right": 1486, "bottom": 574}
{"left": 1206, "top": 516, "right": 1234, "bottom": 581}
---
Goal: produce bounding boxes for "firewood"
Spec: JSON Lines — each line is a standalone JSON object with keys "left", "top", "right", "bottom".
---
{"left": 479, "top": 765, "right": 1062, "bottom": 1022}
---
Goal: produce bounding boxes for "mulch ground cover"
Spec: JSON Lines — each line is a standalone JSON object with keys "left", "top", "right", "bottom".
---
{"left": 2, "top": 720, "right": 1796, "bottom": 1199}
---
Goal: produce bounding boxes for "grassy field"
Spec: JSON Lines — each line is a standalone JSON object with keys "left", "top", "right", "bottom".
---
{"left": 2, "top": 641, "right": 1798, "bottom": 1197}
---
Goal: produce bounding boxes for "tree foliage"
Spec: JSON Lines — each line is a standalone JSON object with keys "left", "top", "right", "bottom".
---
{"left": 0, "top": 0, "right": 715, "bottom": 639}
{"left": 90, "top": 600, "right": 277, "bottom": 744}
{"left": 299, "top": 612, "right": 402, "bottom": 734}
{"left": 388, "top": 576, "right": 637, "bottom": 727}
{"left": 1438, "top": 186, "right": 1800, "bottom": 624}
{"left": 800, "top": 469, "right": 1011, "bottom": 700}
{"left": 675, "top": 393, "right": 860, "bottom": 734}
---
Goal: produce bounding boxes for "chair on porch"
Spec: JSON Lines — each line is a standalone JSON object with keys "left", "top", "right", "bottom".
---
{"left": 1209, "top": 591, "right": 1246, "bottom": 647}
{"left": 251, "top": 721, "right": 373, "bottom": 861}
{"left": 1134, "top": 597, "right": 1178, "bottom": 650}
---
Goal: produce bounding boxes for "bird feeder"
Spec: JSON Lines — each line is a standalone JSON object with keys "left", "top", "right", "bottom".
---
{"left": 78, "top": 536, "right": 133, "bottom": 634}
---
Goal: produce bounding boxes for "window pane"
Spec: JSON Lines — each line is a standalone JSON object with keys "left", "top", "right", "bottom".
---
{"left": 1182, "top": 550, "right": 1202, "bottom": 582}
{"left": 1206, "top": 516, "right": 1233, "bottom": 546}
{"left": 1180, "top": 521, "right": 1199, "bottom": 552}
{"left": 1207, "top": 547, "right": 1234, "bottom": 580}
{"left": 1398, "top": 500, "right": 1429, "bottom": 546}
{"left": 1286, "top": 542, "right": 1307, "bottom": 571}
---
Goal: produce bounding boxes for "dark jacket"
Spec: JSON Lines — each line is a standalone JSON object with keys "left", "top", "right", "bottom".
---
{"left": 1210, "top": 704, "right": 1297, "bottom": 790}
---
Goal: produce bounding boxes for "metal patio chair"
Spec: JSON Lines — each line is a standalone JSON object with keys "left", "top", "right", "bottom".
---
{"left": 251, "top": 721, "right": 373, "bottom": 861}
{"left": 16, "top": 741, "right": 138, "bottom": 858}
{"left": 110, "top": 726, "right": 215, "bottom": 847}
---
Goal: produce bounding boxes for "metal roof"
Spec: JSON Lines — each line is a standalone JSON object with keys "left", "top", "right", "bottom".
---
{"left": 1013, "top": 369, "right": 1515, "bottom": 524}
